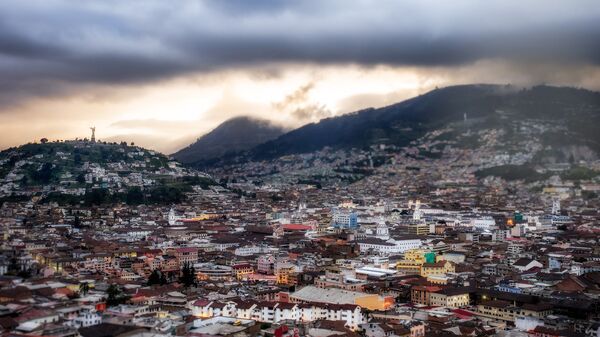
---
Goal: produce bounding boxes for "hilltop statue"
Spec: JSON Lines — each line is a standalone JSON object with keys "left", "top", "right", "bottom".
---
{"left": 90, "top": 127, "right": 96, "bottom": 143}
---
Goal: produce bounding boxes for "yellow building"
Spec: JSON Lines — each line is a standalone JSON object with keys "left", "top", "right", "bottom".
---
{"left": 396, "top": 260, "right": 422, "bottom": 275}
{"left": 407, "top": 223, "right": 429, "bottom": 236}
{"left": 427, "top": 275, "right": 449, "bottom": 285}
{"left": 420, "top": 261, "right": 455, "bottom": 277}
{"left": 113, "top": 249, "right": 137, "bottom": 258}
{"left": 233, "top": 263, "right": 255, "bottom": 280}
{"left": 190, "top": 213, "right": 221, "bottom": 221}
{"left": 477, "top": 300, "right": 516, "bottom": 322}
{"left": 40, "top": 254, "right": 73, "bottom": 272}
{"left": 429, "top": 288, "right": 470, "bottom": 308}
{"left": 477, "top": 301, "right": 553, "bottom": 322}
{"left": 355, "top": 294, "right": 395, "bottom": 311}
{"left": 276, "top": 265, "right": 297, "bottom": 285}
{"left": 404, "top": 249, "right": 427, "bottom": 263}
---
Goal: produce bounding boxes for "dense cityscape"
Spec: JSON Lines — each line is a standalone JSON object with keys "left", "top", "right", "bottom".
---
{"left": 1, "top": 95, "right": 600, "bottom": 337}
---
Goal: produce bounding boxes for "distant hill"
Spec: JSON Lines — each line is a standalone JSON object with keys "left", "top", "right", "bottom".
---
{"left": 0, "top": 141, "right": 215, "bottom": 205}
{"left": 233, "top": 84, "right": 600, "bottom": 162}
{"left": 172, "top": 116, "right": 288, "bottom": 164}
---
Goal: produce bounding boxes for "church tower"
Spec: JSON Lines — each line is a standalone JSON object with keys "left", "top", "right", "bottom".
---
{"left": 375, "top": 217, "right": 390, "bottom": 240}
{"left": 413, "top": 200, "right": 422, "bottom": 220}
{"left": 167, "top": 208, "right": 176, "bottom": 226}
{"left": 552, "top": 198, "right": 561, "bottom": 215}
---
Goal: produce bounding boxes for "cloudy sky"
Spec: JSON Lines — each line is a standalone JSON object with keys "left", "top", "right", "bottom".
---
{"left": 1, "top": 0, "right": 600, "bottom": 153}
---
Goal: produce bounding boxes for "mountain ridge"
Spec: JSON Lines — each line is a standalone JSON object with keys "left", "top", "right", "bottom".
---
{"left": 192, "top": 84, "right": 600, "bottom": 168}
{"left": 172, "top": 116, "right": 288, "bottom": 164}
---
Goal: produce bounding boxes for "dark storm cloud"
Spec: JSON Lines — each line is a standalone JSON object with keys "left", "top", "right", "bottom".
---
{"left": 1, "top": 0, "right": 600, "bottom": 105}
{"left": 274, "top": 83, "right": 315, "bottom": 111}
{"left": 203, "top": 0, "right": 299, "bottom": 14}
{"left": 273, "top": 82, "right": 333, "bottom": 122}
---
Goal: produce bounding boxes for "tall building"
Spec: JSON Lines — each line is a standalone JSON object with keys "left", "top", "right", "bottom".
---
{"left": 275, "top": 263, "right": 297, "bottom": 285}
{"left": 257, "top": 255, "right": 275, "bottom": 274}
{"left": 332, "top": 209, "right": 359, "bottom": 229}
{"left": 408, "top": 223, "right": 429, "bottom": 236}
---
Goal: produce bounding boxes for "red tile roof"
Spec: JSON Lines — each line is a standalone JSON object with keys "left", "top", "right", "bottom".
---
{"left": 282, "top": 224, "right": 312, "bottom": 231}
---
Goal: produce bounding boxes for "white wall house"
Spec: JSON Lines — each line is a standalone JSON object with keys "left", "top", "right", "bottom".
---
{"left": 189, "top": 300, "right": 367, "bottom": 330}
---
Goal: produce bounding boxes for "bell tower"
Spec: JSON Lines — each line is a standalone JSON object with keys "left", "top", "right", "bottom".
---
{"left": 551, "top": 198, "right": 560, "bottom": 215}
{"left": 168, "top": 208, "right": 176, "bottom": 226}
{"left": 376, "top": 217, "right": 389, "bottom": 240}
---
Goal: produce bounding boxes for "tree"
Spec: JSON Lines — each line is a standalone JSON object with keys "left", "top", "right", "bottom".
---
{"left": 147, "top": 270, "right": 162, "bottom": 286}
{"left": 79, "top": 282, "right": 90, "bottom": 296}
{"left": 40, "top": 138, "right": 48, "bottom": 144}
{"left": 32, "top": 163, "right": 55, "bottom": 184}
{"left": 179, "top": 262, "right": 196, "bottom": 288}
{"left": 106, "top": 284, "right": 129, "bottom": 306}
{"left": 106, "top": 284, "right": 120, "bottom": 305}
{"left": 8, "top": 257, "right": 19, "bottom": 274}
{"left": 76, "top": 173, "right": 86, "bottom": 184}
{"left": 17, "top": 269, "right": 32, "bottom": 279}
{"left": 126, "top": 187, "right": 145, "bottom": 205}
{"left": 583, "top": 191, "right": 598, "bottom": 200}
{"left": 84, "top": 188, "right": 110, "bottom": 205}
{"left": 74, "top": 216, "right": 81, "bottom": 228}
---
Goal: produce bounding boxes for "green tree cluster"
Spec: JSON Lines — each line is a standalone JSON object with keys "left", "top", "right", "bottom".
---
{"left": 179, "top": 263, "right": 196, "bottom": 288}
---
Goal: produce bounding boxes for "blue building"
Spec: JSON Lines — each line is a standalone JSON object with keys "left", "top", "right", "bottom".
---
{"left": 332, "top": 210, "right": 359, "bottom": 229}
{"left": 495, "top": 282, "right": 522, "bottom": 294}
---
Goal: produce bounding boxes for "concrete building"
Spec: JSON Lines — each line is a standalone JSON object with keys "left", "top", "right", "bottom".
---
{"left": 289, "top": 285, "right": 394, "bottom": 311}
{"left": 429, "top": 288, "right": 470, "bottom": 308}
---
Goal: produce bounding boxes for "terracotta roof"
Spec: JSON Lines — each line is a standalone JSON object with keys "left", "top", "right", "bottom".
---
{"left": 282, "top": 224, "right": 312, "bottom": 231}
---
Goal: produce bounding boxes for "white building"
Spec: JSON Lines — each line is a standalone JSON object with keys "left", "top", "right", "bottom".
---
{"left": 507, "top": 242, "right": 525, "bottom": 256}
{"left": 470, "top": 217, "right": 496, "bottom": 231}
{"left": 356, "top": 237, "right": 421, "bottom": 255}
{"left": 190, "top": 300, "right": 366, "bottom": 330}
{"left": 68, "top": 309, "right": 102, "bottom": 328}
{"left": 374, "top": 219, "right": 390, "bottom": 240}
{"left": 234, "top": 245, "right": 276, "bottom": 256}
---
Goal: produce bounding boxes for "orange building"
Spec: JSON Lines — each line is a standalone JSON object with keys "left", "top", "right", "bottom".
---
{"left": 232, "top": 263, "right": 255, "bottom": 280}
